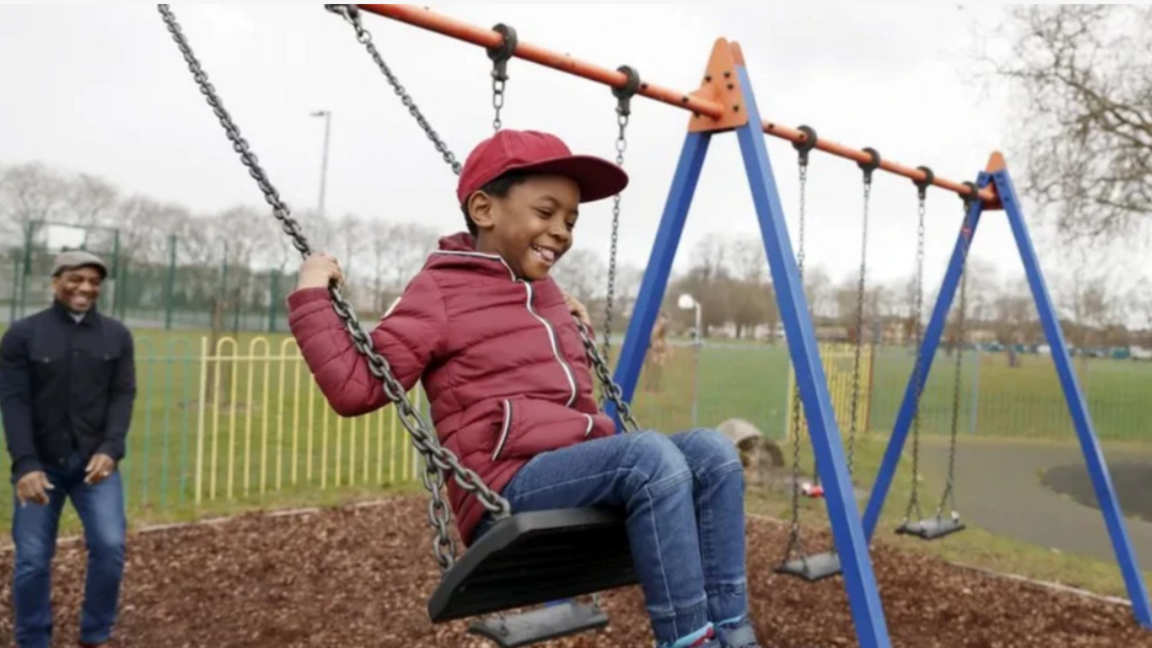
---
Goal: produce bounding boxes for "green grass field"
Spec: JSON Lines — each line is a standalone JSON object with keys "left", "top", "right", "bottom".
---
{"left": 2, "top": 322, "right": 1151, "bottom": 599}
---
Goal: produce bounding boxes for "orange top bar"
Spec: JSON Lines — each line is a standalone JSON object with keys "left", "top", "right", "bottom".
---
{"left": 355, "top": 4, "right": 998, "bottom": 204}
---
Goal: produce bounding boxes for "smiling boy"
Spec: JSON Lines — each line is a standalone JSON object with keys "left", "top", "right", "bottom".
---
{"left": 286, "top": 129, "right": 763, "bottom": 648}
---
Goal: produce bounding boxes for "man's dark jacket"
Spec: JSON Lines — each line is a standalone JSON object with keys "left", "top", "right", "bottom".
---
{"left": 0, "top": 300, "right": 135, "bottom": 480}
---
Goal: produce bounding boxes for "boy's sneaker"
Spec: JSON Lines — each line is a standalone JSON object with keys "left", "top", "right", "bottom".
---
{"left": 715, "top": 618, "right": 762, "bottom": 648}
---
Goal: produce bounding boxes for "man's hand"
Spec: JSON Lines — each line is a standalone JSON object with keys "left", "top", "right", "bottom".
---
{"left": 297, "top": 252, "right": 345, "bottom": 291}
{"left": 563, "top": 292, "right": 591, "bottom": 328}
{"left": 85, "top": 453, "right": 116, "bottom": 486}
{"left": 16, "top": 471, "right": 54, "bottom": 506}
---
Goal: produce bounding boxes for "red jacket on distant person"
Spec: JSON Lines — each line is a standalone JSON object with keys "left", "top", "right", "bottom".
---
{"left": 286, "top": 231, "right": 616, "bottom": 545}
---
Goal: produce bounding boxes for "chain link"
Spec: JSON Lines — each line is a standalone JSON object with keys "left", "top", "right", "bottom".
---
{"left": 487, "top": 23, "right": 516, "bottom": 132}
{"left": 492, "top": 76, "right": 506, "bottom": 131}
{"left": 322, "top": 5, "right": 640, "bottom": 433}
{"left": 601, "top": 97, "right": 631, "bottom": 393}
{"left": 160, "top": 4, "right": 514, "bottom": 573}
{"left": 903, "top": 186, "right": 929, "bottom": 524}
{"left": 937, "top": 190, "right": 975, "bottom": 520}
{"left": 579, "top": 320, "right": 640, "bottom": 433}
{"left": 846, "top": 176, "right": 872, "bottom": 478}
{"left": 325, "top": 5, "right": 462, "bottom": 175}
{"left": 781, "top": 158, "right": 809, "bottom": 566}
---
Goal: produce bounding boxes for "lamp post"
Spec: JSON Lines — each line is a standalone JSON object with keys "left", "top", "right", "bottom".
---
{"left": 311, "top": 110, "right": 331, "bottom": 219}
{"left": 679, "top": 293, "right": 703, "bottom": 427}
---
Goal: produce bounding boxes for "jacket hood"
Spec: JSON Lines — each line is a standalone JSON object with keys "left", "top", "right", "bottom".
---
{"left": 429, "top": 231, "right": 516, "bottom": 280}
{"left": 438, "top": 231, "right": 478, "bottom": 252}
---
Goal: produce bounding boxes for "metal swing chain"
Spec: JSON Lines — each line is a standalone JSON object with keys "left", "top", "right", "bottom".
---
{"left": 848, "top": 149, "right": 880, "bottom": 478}
{"left": 937, "top": 183, "right": 977, "bottom": 520}
{"left": 601, "top": 66, "right": 640, "bottom": 398}
{"left": 904, "top": 170, "right": 932, "bottom": 524}
{"left": 325, "top": 5, "right": 461, "bottom": 174}
{"left": 600, "top": 112, "right": 626, "bottom": 378}
{"left": 781, "top": 126, "right": 816, "bottom": 566}
{"left": 159, "top": 4, "right": 513, "bottom": 574}
{"left": 324, "top": 5, "right": 641, "bottom": 434}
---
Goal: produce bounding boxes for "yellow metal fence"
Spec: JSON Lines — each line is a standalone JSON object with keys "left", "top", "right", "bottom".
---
{"left": 105, "top": 334, "right": 425, "bottom": 515}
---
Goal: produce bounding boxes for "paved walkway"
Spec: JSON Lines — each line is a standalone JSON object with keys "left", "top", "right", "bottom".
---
{"left": 917, "top": 438, "right": 1152, "bottom": 568}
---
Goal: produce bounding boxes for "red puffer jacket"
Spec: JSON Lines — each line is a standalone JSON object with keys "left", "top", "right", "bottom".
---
{"left": 286, "top": 231, "right": 616, "bottom": 545}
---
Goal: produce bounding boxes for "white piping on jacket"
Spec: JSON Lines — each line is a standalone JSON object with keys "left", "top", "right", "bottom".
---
{"left": 431, "top": 250, "right": 579, "bottom": 407}
{"left": 493, "top": 399, "right": 513, "bottom": 460}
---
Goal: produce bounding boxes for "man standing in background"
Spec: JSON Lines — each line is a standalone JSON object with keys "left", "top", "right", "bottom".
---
{"left": 0, "top": 251, "right": 135, "bottom": 648}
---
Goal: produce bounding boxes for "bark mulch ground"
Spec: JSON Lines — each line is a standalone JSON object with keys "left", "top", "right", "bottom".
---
{"left": 0, "top": 496, "right": 1148, "bottom": 647}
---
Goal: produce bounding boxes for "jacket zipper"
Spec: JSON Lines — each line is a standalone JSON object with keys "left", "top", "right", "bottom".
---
{"left": 430, "top": 249, "right": 580, "bottom": 408}
{"left": 432, "top": 250, "right": 579, "bottom": 408}
{"left": 521, "top": 281, "right": 578, "bottom": 407}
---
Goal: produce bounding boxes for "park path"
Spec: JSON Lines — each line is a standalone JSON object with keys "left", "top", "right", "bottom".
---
{"left": 919, "top": 437, "right": 1152, "bottom": 568}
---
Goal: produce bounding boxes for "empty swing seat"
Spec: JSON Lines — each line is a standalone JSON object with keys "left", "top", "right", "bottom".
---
{"left": 428, "top": 507, "right": 638, "bottom": 623}
{"left": 896, "top": 515, "right": 966, "bottom": 541}
{"left": 774, "top": 551, "right": 843, "bottom": 582}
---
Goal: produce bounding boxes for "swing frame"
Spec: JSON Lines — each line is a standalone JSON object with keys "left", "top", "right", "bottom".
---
{"left": 160, "top": 5, "right": 1152, "bottom": 648}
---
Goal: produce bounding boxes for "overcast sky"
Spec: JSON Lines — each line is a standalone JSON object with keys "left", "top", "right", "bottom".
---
{"left": 2, "top": 4, "right": 1141, "bottom": 306}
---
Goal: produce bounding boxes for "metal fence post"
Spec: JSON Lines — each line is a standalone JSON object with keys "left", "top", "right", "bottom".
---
{"left": 268, "top": 269, "right": 280, "bottom": 333}
{"left": 165, "top": 234, "right": 177, "bottom": 330}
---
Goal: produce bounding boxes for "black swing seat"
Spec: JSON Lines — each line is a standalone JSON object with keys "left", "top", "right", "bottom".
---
{"left": 428, "top": 507, "right": 637, "bottom": 624}
{"left": 896, "top": 515, "right": 966, "bottom": 541}
{"left": 774, "top": 551, "right": 842, "bottom": 582}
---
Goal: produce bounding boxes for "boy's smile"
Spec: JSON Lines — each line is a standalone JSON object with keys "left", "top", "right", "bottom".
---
{"left": 470, "top": 174, "right": 580, "bottom": 281}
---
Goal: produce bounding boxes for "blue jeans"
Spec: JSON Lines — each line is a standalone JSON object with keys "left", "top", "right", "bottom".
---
{"left": 11, "top": 453, "right": 127, "bottom": 648}
{"left": 476, "top": 429, "right": 748, "bottom": 647}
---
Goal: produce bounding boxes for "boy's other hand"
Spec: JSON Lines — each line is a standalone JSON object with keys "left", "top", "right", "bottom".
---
{"left": 563, "top": 291, "right": 591, "bottom": 328}
{"left": 298, "top": 253, "right": 345, "bottom": 290}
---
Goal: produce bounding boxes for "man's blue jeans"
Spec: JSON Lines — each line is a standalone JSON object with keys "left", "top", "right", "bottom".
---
{"left": 11, "top": 452, "right": 127, "bottom": 648}
{"left": 475, "top": 428, "right": 748, "bottom": 647}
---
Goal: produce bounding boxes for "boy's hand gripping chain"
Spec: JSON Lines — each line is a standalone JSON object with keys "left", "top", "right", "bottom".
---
{"left": 158, "top": 4, "right": 511, "bottom": 572}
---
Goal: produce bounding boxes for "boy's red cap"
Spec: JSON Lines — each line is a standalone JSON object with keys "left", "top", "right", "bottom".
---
{"left": 456, "top": 129, "right": 629, "bottom": 205}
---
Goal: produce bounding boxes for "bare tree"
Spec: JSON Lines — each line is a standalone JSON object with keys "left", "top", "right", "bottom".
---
{"left": 550, "top": 247, "right": 605, "bottom": 304}
{"left": 1130, "top": 278, "right": 1152, "bottom": 348}
{"left": 801, "top": 264, "right": 834, "bottom": 320}
{"left": 727, "top": 278, "right": 774, "bottom": 340}
{"left": 981, "top": 6, "right": 1152, "bottom": 246}
{"left": 992, "top": 276, "right": 1037, "bottom": 366}
{"left": 0, "top": 162, "right": 70, "bottom": 240}
{"left": 690, "top": 233, "right": 729, "bottom": 281}
{"left": 66, "top": 174, "right": 119, "bottom": 228}
{"left": 728, "top": 237, "right": 767, "bottom": 284}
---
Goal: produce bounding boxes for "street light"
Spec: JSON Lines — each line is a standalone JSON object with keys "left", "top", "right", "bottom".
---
{"left": 678, "top": 293, "right": 703, "bottom": 426}
{"left": 311, "top": 110, "right": 332, "bottom": 219}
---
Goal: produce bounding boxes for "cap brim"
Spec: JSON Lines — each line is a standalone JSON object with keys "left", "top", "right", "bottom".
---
{"left": 507, "top": 154, "right": 630, "bottom": 204}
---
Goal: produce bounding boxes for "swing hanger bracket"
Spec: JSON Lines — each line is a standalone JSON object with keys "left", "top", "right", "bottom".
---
{"left": 913, "top": 165, "right": 935, "bottom": 201}
{"left": 612, "top": 65, "right": 641, "bottom": 119}
{"left": 858, "top": 148, "right": 881, "bottom": 185}
{"left": 487, "top": 23, "right": 518, "bottom": 82}
{"left": 792, "top": 125, "right": 818, "bottom": 168}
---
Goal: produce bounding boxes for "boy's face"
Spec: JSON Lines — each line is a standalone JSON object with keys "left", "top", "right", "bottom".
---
{"left": 470, "top": 174, "right": 580, "bottom": 281}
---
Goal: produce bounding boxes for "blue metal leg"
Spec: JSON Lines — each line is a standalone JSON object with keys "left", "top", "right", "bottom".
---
{"left": 607, "top": 132, "right": 711, "bottom": 432}
{"left": 994, "top": 169, "right": 1152, "bottom": 628}
{"left": 734, "top": 64, "right": 891, "bottom": 648}
{"left": 862, "top": 179, "right": 987, "bottom": 540}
